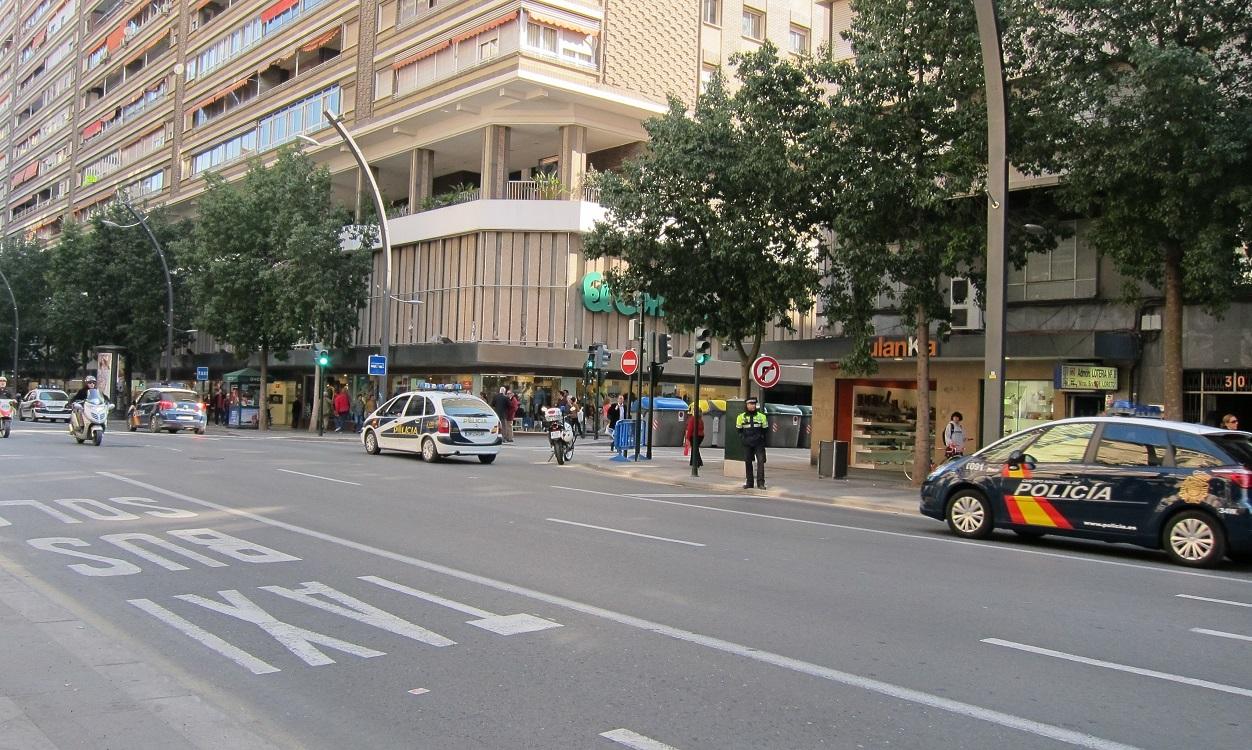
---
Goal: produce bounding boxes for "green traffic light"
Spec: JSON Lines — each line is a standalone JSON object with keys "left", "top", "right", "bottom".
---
{"left": 695, "top": 354, "right": 710, "bottom": 366}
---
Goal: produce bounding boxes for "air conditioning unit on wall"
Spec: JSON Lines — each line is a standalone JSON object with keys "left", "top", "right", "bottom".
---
{"left": 949, "top": 277, "right": 983, "bottom": 331}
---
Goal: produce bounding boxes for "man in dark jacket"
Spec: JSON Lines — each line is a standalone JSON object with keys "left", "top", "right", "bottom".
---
{"left": 735, "top": 397, "right": 769, "bottom": 489}
{"left": 491, "top": 387, "right": 512, "bottom": 442}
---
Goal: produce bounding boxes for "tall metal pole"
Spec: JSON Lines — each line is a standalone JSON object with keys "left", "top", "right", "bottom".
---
{"left": 0, "top": 268, "right": 17, "bottom": 381}
{"left": 119, "top": 199, "right": 173, "bottom": 383}
{"left": 974, "top": 0, "right": 1008, "bottom": 448}
{"left": 633, "top": 299, "right": 644, "bottom": 462}
{"left": 324, "top": 111, "right": 394, "bottom": 403}
{"left": 691, "top": 362, "right": 702, "bottom": 477}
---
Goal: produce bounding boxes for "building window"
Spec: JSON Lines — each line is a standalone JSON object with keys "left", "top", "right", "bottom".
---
{"left": 526, "top": 22, "right": 558, "bottom": 54}
{"left": 742, "top": 7, "right": 764, "bottom": 40}
{"left": 700, "top": 64, "right": 717, "bottom": 93}
{"left": 1007, "top": 220, "right": 1096, "bottom": 301}
{"left": 702, "top": 0, "right": 720, "bottom": 26}
{"left": 479, "top": 37, "right": 498, "bottom": 61}
{"left": 789, "top": 25, "right": 809, "bottom": 54}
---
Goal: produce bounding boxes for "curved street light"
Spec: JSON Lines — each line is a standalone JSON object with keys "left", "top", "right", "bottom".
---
{"left": 102, "top": 195, "right": 174, "bottom": 382}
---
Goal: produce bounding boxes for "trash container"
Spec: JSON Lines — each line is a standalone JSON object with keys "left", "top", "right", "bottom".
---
{"left": 834, "top": 440, "right": 849, "bottom": 478}
{"left": 763, "top": 403, "right": 803, "bottom": 448}
{"left": 697, "top": 399, "right": 726, "bottom": 448}
{"left": 797, "top": 405, "right": 813, "bottom": 449}
{"left": 641, "top": 396, "right": 691, "bottom": 447}
{"left": 817, "top": 440, "right": 834, "bottom": 477}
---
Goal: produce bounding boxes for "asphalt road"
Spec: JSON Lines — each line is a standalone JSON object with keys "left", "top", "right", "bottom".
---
{"left": 1, "top": 419, "right": 1249, "bottom": 750}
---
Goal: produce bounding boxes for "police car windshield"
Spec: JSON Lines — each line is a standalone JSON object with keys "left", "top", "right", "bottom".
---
{"left": 442, "top": 398, "right": 492, "bottom": 417}
{"left": 41, "top": 391, "right": 69, "bottom": 401}
{"left": 1212, "top": 435, "right": 1252, "bottom": 468}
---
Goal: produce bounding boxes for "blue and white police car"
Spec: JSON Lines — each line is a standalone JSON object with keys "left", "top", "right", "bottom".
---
{"left": 361, "top": 385, "right": 501, "bottom": 464}
{"left": 920, "top": 417, "right": 1252, "bottom": 567}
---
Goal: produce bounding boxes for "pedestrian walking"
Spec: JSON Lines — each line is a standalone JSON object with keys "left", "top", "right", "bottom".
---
{"left": 684, "top": 407, "right": 705, "bottom": 468}
{"left": 736, "top": 397, "right": 768, "bottom": 489}
{"left": 320, "top": 385, "right": 334, "bottom": 432}
{"left": 492, "top": 387, "right": 512, "bottom": 442}
{"left": 291, "top": 396, "right": 302, "bottom": 430}
{"left": 942, "top": 411, "right": 967, "bottom": 459}
{"left": 352, "top": 392, "right": 366, "bottom": 433}
{"left": 333, "top": 385, "right": 351, "bottom": 432}
{"left": 607, "top": 394, "right": 624, "bottom": 446}
{"left": 213, "top": 387, "right": 228, "bottom": 425}
{"left": 506, "top": 388, "right": 520, "bottom": 441}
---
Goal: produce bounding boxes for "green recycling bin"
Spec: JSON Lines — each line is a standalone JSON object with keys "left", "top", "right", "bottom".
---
{"left": 797, "top": 405, "right": 813, "bottom": 449}
{"left": 763, "top": 403, "right": 803, "bottom": 448}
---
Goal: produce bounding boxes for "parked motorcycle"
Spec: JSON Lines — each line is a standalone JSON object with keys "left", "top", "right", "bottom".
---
{"left": 69, "top": 390, "right": 110, "bottom": 447}
{"left": 543, "top": 406, "right": 575, "bottom": 465}
{"left": 0, "top": 398, "right": 13, "bottom": 438}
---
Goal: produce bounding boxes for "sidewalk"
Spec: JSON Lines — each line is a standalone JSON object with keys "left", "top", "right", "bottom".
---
{"left": 570, "top": 440, "right": 921, "bottom": 516}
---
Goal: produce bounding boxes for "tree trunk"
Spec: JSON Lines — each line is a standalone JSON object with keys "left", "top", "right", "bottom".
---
{"left": 734, "top": 334, "right": 764, "bottom": 400}
{"left": 913, "top": 306, "right": 931, "bottom": 487}
{"left": 1162, "top": 244, "right": 1184, "bottom": 421}
{"left": 258, "top": 344, "right": 269, "bottom": 431}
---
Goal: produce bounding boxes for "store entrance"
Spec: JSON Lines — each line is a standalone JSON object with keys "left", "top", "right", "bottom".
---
{"left": 1069, "top": 394, "right": 1104, "bottom": 418}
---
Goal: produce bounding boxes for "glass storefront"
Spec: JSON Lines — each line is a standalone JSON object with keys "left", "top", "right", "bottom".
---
{"left": 1002, "top": 380, "right": 1056, "bottom": 436}
{"left": 849, "top": 384, "right": 934, "bottom": 472}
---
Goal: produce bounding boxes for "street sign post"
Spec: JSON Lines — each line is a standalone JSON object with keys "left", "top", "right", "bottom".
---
{"left": 752, "top": 355, "right": 781, "bottom": 389}
{"left": 621, "top": 349, "right": 639, "bottom": 376}
{"left": 368, "top": 354, "right": 388, "bottom": 377}
{"left": 196, "top": 366, "right": 209, "bottom": 382}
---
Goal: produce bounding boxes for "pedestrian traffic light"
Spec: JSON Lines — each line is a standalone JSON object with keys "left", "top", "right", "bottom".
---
{"left": 657, "top": 333, "right": 673, "bottom": 365}
{"left": 694, "top": 327, "right": 712, "bottom": 366}
{"left": 315, "top": 349, "right": 330, "bottom": 367}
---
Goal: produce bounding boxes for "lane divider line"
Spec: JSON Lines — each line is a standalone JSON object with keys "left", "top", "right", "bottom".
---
{"left": 546, "top": 518, "right": 706, "bottom": 547}
{"left": 549, "top": 486, "right": 1252, "bottom": 585}
{"left": 1190, "top": 628, "right": 1252, "bottom": 644}
{"left": 276, "top": 468, "right": 361, "bottom": 486}
{"left": 1176, "top": 593, "right": 1252, "bottom": 608}
{"left": 97, "top": 472, "right": 1140, "bottom": 750}
{"left": 982, "top": 638, "right": 1252, "bottom": 698}
{"left": 600, "top": 728, "right": 683, "bottom": 750}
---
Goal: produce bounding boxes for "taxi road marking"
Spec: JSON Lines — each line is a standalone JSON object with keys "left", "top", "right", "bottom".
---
{"left": 360, "top": 576, "right": 562, "bottom": 635}
{"left": 1190, "top": 628, "right": 1252, "bottom": 644}
{"left": 982, "top": 638, "right": 1252, "bottom": 698}
{"left": 99, "top": 471, "right": 1141, "bottom": 750}
{"left": 600, "top": 728, "right": 684, "bottom": 750}
{"left": 547, "top": 518, "right": 706, "bottom": 548}
{"left": 1176, "top": 594, "right": 1252, "bottom": 608}
{"left": 276, "top": 468, "right": 362, "bottom": 486}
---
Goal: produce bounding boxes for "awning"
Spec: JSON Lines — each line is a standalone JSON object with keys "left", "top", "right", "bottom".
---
{"left": 525, "top": 10, "right": 598, "bottom": 36}
{"left": 300, "top": 27, "right": 340, "bottom": 53}
{"left": 105, "top": 24, "right": 126, "bottom": 52}
{"left": 451, "top": 11, "right": 518, "bottom": 45}
{"left": 31, "top": 29, "right": 46, "bottom": 49}
{"left": 82, "top": 120, "right": 104, "bottom": 139}
{"left": 11, "top": 162, "right": 38, "bottom": 187}
{"left": 125, "top": 30, "right": 169, "bottom": 64}
{"left": 191, "top": 76, "right": 252, "bottom": 111}
{"left": 392, "top": 40, "right": 449, "bottom": 69}
{"left": 260, "top": 0, "right": 299, "bottom": 24}
{"left": 193, "top": 0, "right": 217, "bottom": 10}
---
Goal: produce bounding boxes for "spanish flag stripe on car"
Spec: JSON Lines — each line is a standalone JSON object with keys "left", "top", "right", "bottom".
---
{"left": 1004, "top": 495, "right": 1074, "bottom": 529}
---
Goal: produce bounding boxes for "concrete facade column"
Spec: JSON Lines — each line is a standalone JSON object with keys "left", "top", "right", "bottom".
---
{"left": 559, "top": 125, "right": 588, "bottom": 200}
{"left": 408, "top": 148, "right": 434, "bottom": 213}
{"left": 480, "top": 125, "right": 511, "bottom": 199}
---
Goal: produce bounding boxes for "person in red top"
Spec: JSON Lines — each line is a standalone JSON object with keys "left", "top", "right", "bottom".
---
{"left": 333, "top": 385, "right": 351, "bottom": 432}
{"left": 684, "top": 408, "right": 706, "bottom": 468}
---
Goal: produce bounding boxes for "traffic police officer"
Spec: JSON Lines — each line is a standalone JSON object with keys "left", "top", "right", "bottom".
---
{"left": 736, "top": 397, "right": 769, "bottom": 489}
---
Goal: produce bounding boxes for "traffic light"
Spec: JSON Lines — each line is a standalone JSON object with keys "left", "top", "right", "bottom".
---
{"left": 693, "top": 327, "right": 712, "bottom": 366}
{"left": 597, "top": 345, "right": 611, "bottom": 370}
{"left": 315, "top": 349, "right": 330, "bottom": 368}
{"left": 656, "top": 333, "right": 673, "bottom": 365}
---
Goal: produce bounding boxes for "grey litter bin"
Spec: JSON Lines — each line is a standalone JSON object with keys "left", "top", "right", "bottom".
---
{"left": 698, "top": 399, "right": 726, "bottom": 448}
{"left": 642, "top": 396, "right": 690, "bottom": 447}
{"left": 817, "top": 440, "right": 834, "bottom": 477}
{"left": 763, "top": 403, "right": 803, "bottom": 448}
{"left": 797, "top": 405, "right": 813, "bottom": 449}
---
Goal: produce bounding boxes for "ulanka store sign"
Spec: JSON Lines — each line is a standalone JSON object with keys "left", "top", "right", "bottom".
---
{"left": 581, "top": 271, "right": 666, "bottom": 317}
{"left": 870, "top": 336, "right": 939, "bottom": 358}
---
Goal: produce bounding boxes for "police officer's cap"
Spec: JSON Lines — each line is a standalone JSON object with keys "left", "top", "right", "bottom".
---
{"left": 745, "top": 398, "right": 758, "bottom": 406}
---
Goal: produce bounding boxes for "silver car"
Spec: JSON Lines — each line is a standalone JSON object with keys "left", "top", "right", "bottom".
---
{"left": 19, "top": 389, "right": 71, "bottom": 422}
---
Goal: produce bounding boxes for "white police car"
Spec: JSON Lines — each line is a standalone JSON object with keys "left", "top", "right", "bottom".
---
{"left": 361, "top": 386, "right": 501, "bottom": 463}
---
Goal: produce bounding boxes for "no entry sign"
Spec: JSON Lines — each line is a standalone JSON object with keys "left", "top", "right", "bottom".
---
{"left": 621, "top": 349, "right": 639, "bottom": 376}
{"left": 751, "top": 355, "right": 781, "bottom": 389}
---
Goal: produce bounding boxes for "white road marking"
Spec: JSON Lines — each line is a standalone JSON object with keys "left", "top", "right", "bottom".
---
{"left": 982, "top": 638, "right": 1252, "bottom": 699}
{"left": 275, "top": 468, "right": 361, "bottom": 486}
{"left": 547, "top": 518, "right": 706, "bottom": 548}
{"left": 1176, "top": 593, "right": 1252, "bottom": 608}
{"left": 550, "top": 486, "right": 1252, "bottom": 585}
{"left": 129, "top": 598, "right": 280, "bottom": 675}
{"left": 1190, "top": 628, "right": 1252, "bottom": 643}
{"left": 600, "top": 728, "right": 683, "bottom": 750}
{"left": 361, "top": 576, "right": 561, "bottom": 635}
{"left": 100, "top": 472, "right": 1143, "bottom": 750}
{"left": 627, "top": 493, "right": 742, "bottom": 499}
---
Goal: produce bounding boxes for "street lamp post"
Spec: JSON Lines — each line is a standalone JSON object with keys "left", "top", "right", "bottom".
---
{"left": 0, "top": 268, "right": 18, "bottom": 380}
{"left": 973, "top": 0, "right": 1009, "bottom": 447}
{"left": 103, "top": 198, "right": 174, "bottom": 383}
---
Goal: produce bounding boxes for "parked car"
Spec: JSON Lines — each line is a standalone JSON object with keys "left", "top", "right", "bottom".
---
{"left": 18, "top": 388, "right": 71, "bottom": 422}
{"left": 919, "top": 417, "right": 1252, "bottom": 567}
{"left": 362, "top": 388, "right": 501, "bottom": 463}
{"left": 128, "top": 387, "right": 207, "bottom": 434}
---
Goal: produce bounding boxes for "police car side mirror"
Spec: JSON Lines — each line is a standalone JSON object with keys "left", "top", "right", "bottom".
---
{"left": 1007, "top": 450, "right": 1036, "bottom": 470}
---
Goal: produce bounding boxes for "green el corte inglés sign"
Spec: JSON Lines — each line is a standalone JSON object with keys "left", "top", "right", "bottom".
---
{"left": 581, "top": 271, "right": 665, "bottom": 317}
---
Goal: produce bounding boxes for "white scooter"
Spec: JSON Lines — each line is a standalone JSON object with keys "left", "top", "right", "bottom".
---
{"left": 543, "top": 406, "right": 575, "bottom": 465}
{"left": 69, "top": 390, "right": 110, "bottom": 446}
{"left": 0, "top": 398, "right": 13, "bottom": 438}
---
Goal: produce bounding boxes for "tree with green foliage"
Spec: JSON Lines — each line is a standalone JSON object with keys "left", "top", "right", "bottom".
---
{"left": 1009, "top": 0, "right": 1252, "bottom": 419}
{"left": 45, "top": 205, "right": 192, "bottom": 388}
{"left": 182, "top": 146, "right": 371, "bottom": 429}
{"left": 584, "top": 47, "right": 825, "bottom": 397}
{"left": 0, "top": 235, "right": 53, "bottom": 382}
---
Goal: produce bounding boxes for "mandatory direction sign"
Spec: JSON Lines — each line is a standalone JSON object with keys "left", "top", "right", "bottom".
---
{"left": 368, "top": 354, "right": 388, "bottom": 376}
{"left": 751, "top": 355, "right": 781, "bottom": 389}
{"left": 621, "top": 349, "right": 639, "bottom": 376}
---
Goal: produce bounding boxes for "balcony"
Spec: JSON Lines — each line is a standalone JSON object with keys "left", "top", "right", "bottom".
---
{"left": 385, "top": 195, "right": 606, "bottom": 247}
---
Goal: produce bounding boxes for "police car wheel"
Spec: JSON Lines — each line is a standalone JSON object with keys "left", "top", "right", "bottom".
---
{"left": 421, "top": 438, "right": 441, "bottom": 462}
{"left": 946, "top": 491, "right": 992, "bottom": 539}
{"left": 364, "top": 430, "right": 381, "bottom": 455}
{"left": 1163, "top": 511, "right": 1226, "bottom": 568}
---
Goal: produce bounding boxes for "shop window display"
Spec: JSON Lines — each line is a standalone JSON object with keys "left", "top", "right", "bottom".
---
{"left": 1003, "top": 380, "right": 1055, "bottom": 436}
{"left": 850, "top": 385, "right": 933, "bottom": 472}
